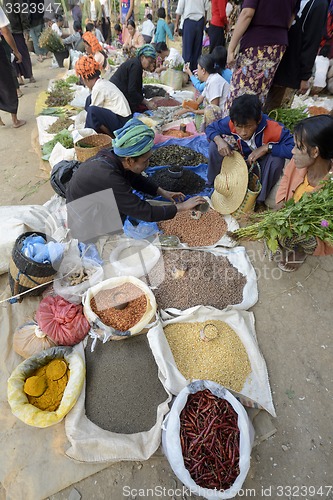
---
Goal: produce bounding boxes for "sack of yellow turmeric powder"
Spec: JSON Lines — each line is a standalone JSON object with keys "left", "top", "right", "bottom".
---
{"left": 7, "top": 346, "right": 84, "bottom": 428}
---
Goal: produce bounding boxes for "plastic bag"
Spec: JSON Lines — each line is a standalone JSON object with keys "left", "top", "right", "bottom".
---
{"left": 109, "top": 239, "right": 160, "bottom": 278}
{"left": 160, "top": 69, "right": 184, "bottom": 90}
{"left": 162, "top": 380, "right": 254, "bottom": 499}
{"left": 36, "top": 295, "right": 90, "bottom": 346}
{"left": 53, "top": 242, "right": 104, "bottom": 304}
{"left": 7, "top": 346, "right": 85, "bottom": 428}
{"left": 13, "top": 321, "right": 57, "bottom": 359}
{"left": 50, "top": 160, "right": 81, "bottom": 198}
{"left": 123, "top": 218, "right": 159, "bottom": 240}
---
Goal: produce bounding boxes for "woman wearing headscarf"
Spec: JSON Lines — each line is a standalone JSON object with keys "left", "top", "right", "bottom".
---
{"left": 75, "top": 55, "right": 131, "bottom": 135}
{"left": 82, "top": 30, "right": 108, "bottom": 70}
{"left": 66, "top": 118, "right": 205, "bottom": 240}
{"left": 110, "top": 45, "right": 158, "bottom": 113}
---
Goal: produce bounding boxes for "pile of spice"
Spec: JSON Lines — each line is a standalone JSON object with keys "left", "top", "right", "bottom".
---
{"left": 24, "top": 358, "right": 69, "bottom": 411}
{"left": 149, "top": 167, "right": 205, "bottom": 195}
{"left": 162, "top": 129, "right": 193, "bottom": 138}
{"left": 143, "top": 85, "right": 167, "bottom": 98}
{"left": 149, "top": 250, "right": 247, "bottom": 310}
{"left": 164, "top": 320, "right": 251, "bottom": 392}
{"left": 158, "top": 209, "right": 227, "bottom": 246}
{"left": 149, "top": 145, "right": 208, "bottom": 168}
{"left": 47, "top": 116, "right": 73, "bottom": 134}
{"left": 180, "top": 389, "right": 240, "bottom": 490}
{"left": 85, "top": 335, "right": 168, "bottom": 433}
{"left": 90, "top": 283, "right": 148, "bottom": 332}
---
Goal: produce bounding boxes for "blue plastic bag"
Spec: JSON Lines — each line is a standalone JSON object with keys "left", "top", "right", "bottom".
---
{"left": 123, "top": 218, "right": 159, "bottom": 240}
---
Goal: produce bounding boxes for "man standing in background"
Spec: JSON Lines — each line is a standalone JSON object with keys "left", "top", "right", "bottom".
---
{"left": 175, "top": 0, "right": 209, "bottom": 71}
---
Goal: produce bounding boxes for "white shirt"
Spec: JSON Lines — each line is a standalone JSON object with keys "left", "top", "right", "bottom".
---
{"left": 0, "top": 6, "right": 9, "bottom": 28}
{"left": 91, "top": 78, "right": 131, "bottom": 117}
{"left": 90, "top": 0, "right": 97, "bottom": 20}
{"left": 176, "top": 0, "right": 209, "bottom": 21}
{"left": 51, "top": 23, "right": 62, "bottom": 37}
{"left": 244, "top": 134, "right": 257, "bottom": 151}
{"left": 202, "top": 73, "right": 229, "bottom": 110}
{"left": 141, "top": 19, "right": 155, "bottom": 38}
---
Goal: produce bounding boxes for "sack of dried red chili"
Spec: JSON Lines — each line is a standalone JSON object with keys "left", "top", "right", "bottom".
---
{"left": 162, "top": 380, "right": 254, "bottom": 499}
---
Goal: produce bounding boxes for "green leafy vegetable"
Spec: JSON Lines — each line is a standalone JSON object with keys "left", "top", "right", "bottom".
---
{"left": 42, "top": 130, "right": 74, "bottom": 160}
{"left": 268, "top": 106, "right": 308, "bottom": 132}
{"left": 229, "top": 177, "right": 333, "bottom": 251}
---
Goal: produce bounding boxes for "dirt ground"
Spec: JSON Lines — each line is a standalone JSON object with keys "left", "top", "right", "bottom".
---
{"left": 0, "top": 56, "right": 332, "bottom": 500}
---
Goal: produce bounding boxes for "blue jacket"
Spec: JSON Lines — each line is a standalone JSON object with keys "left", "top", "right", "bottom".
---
{"left": 205, "top": 114, "right": 294, "bottom": 159}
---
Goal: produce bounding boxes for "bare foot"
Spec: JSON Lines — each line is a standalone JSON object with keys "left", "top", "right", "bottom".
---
{"left": 12, "top": 119, "right": 26, "bottom": 128}
{"left": 29, "top": 76, "right": 36, "bottom": 83}
{"left": 0, "top": 117, "right": 5, "bottom": 126}
{"left": 17, "top": 89, "right": 24, "bottom": 98}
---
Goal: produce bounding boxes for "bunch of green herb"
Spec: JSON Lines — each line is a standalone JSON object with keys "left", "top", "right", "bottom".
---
{"left": 40, "top": 107, "right": 67, "bottom": 117}
{"left": 268, "top": 106, "right": 308, "bottom": 132}
{"left": 42, "top": 130, "right": 74, "bottom": 160}
{"left": 39, "top": 28, "right": 65, "bottom": 53}
{"left": 229, "top": 177, "right": 333, "bottom": 252}
{"left": 143, "top": 76, "right": 160, "bottom": 84}
{"left": 66, "top": 75, "right": 80, "bottom": 85}
{"left": 47, "top": 116, "right": 73, "bottom": 134}
{"left": 46, "top": 84, "right": 74, "bottom": 107}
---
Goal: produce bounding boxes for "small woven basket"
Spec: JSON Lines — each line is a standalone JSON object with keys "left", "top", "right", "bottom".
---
{"left": 9, "top": 232, "right": 59, "bottom": 302}
{"left": 74, "top": 134, "right": 112, "bottom": 162}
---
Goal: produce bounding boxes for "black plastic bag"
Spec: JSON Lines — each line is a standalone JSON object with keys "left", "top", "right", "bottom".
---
{"left": 50, "top": 160, "right": 81, "bottom": 198}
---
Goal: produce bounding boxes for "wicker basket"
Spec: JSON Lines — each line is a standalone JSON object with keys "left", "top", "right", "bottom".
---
{"left": 74, "top": 134, "right": 112, "bottom": 162}
{"left": 9, "top": 232, "right": 59, "bottom": 302}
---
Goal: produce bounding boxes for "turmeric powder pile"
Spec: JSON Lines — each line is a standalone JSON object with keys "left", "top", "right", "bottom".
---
{"left": 24, "top": 358, "right": 70, "bottom": 411}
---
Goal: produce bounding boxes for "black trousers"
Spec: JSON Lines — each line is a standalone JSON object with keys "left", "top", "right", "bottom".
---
{"left": 209, "top": 23, "right": 225, "bottom": 52}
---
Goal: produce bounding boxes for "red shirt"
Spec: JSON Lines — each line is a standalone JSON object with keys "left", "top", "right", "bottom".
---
{"left": 210, "top": 0, "right": 227, "bottom": 27}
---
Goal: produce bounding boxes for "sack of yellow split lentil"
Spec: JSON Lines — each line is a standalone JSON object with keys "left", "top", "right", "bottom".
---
{"left": 7, "top": 346, "right": 85, "bottom": 427}
{"left": 147, "top": 306, "right": 275, "bottom": 416}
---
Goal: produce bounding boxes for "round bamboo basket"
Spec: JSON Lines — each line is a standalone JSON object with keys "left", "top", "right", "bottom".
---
{"left": 75, "top": 134, "right": 112, "bottom": 162}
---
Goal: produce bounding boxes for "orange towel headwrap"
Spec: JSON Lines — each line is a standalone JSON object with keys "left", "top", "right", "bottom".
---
{"left": 75, "top": 55, "right": 101, "bottom": 79}
{"left": 82, "top": 31, "right": 103, "bottom": 54}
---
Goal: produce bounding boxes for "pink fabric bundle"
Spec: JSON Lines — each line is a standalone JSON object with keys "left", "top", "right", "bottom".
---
{"left": 36, "top": 295, "right": 90, "bottom": 346}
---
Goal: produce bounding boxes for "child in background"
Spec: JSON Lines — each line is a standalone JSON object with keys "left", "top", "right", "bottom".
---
{"left": 154, "top": 7, "right": 173, "bottom": 44}
{"left": 114, "top": 23, "right": 123, "bottom": 46}
{"left": 141, "top": 13, "right": 155, "bottom": 44}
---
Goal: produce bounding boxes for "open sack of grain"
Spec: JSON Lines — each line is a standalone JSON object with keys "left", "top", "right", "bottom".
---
{"left": 148, "top": 307, "right": 275, "bottom": 416}
{"left": 162, "top": 381, "right": 254, "bottom": 499}
{"left": 148, "top": 246, "right": 258, "bottom": 314}
{"left": 82, "top": 276, "right": 157, "bottom": 343}
{"left": 64, "top": 339, "right": 172, "bottom": 462}
{"left": 7, "top": 346, "right": 85, "bottom": 428}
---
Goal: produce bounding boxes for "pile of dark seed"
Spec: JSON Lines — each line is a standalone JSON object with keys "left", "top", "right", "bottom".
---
{"left": 150, "top": 167, "right": 205, "bottom": 194}
{"left": 85, "top": 334, "right": 168, "bottom": 434}
{"left": 146, "top": 250, "right": 247, "bottom": 310}
{"left": 149, "top": 145, "right": 208, "bottom": 168}
{"left": 143, "top": 85, "right": 167, "bottom": 98}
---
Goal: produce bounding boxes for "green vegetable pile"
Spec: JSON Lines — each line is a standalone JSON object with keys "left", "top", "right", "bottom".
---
{"left": 229, "top": 177, "right": 333, "bottom": 252}
{"left": 66, "top": 75, "right": 80, "bottom": 85}
{"left": 268, "top": 106, "right": 308, "bottom": 132}
{"left": 42, "top": 130, "right": 74, "bottom": 160}
{"left": 143, "top": 76, "right": 160, "bottom": 84}
{"left": 46, "top": 80, "right": 74, "bottom": 107}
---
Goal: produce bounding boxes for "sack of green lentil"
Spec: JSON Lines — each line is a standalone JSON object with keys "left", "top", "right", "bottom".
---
{"left": 148, "top": 307, "right": 275, "bottom": 416}
{"left": 162, "top": 380, "right": 254, "bottom": 499}
{"left": 82, "top": 276, "right": 157, "bottom": 342}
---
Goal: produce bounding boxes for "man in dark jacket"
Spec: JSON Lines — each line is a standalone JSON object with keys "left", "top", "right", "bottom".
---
{"left": 264, "top": 0, "right": 329, "bottom": 112}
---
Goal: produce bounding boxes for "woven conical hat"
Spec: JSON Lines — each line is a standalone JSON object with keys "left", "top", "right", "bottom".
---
{"left": 211, "top": 152, "right": 248, "bottom": 214}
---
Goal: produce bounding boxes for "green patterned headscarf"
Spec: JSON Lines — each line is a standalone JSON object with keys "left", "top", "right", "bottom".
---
{"left": 137, "top": 44, "right": 157, "bottom": 59}
{"left": 112, "top": 118, "right": 155, "bottom": 157}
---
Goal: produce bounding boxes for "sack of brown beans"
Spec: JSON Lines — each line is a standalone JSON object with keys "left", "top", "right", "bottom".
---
{"left": 82, "top": 276, "right": 157, "bottom": 342}
{"left": 147, "top": 306, "right": 276, "bottom": 416}
{"left": 162, "top": 380, "right": 254, "bottom": 500}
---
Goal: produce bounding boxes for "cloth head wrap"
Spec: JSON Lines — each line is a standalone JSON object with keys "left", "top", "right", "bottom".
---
{"left": 75, "top": 55, "right": 100, "bottom": 79}
{"left": 82, "top": 31, "right": 102, "bottom": 54}
{"left": 137, "top": 44, "right": 157, "bottom": 60}
{"left": 112, "top": 118, "right": 155, "bottom": 157}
